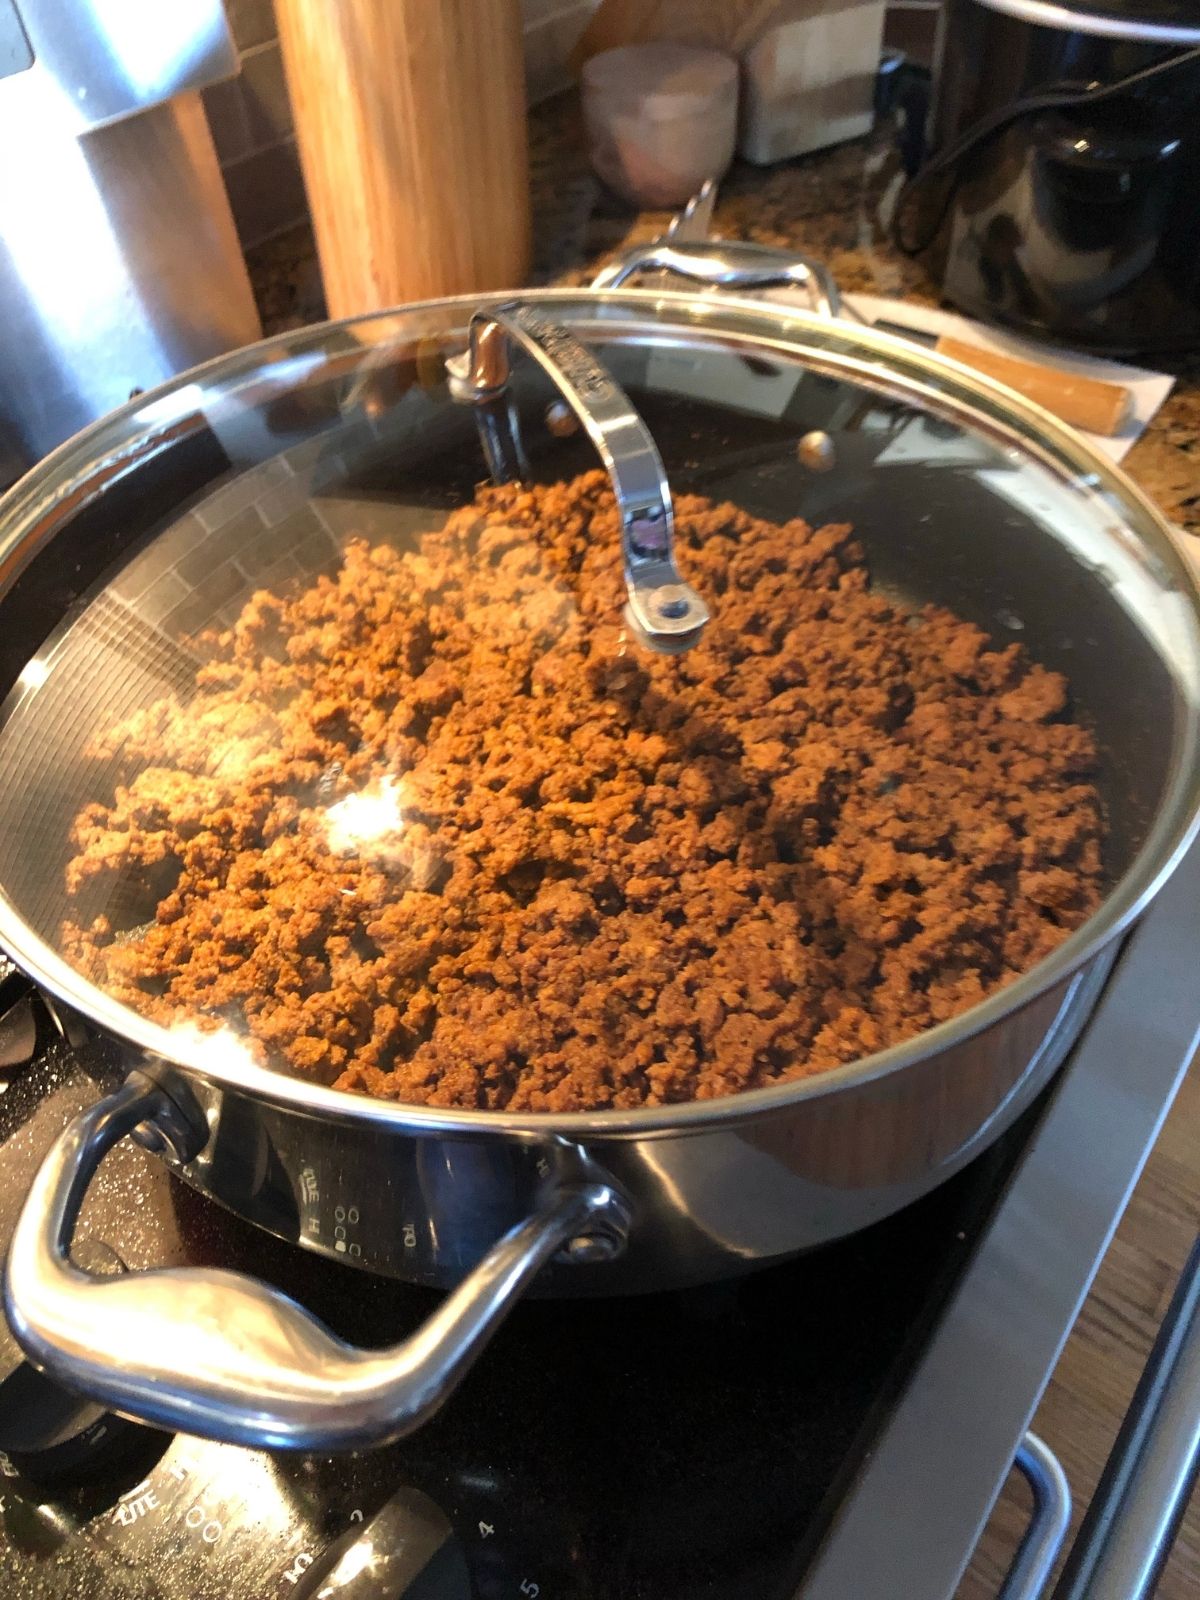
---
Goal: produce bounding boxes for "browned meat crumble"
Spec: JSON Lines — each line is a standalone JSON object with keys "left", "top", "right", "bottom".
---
{"left": 62, "top": 471, "right": 1105, "bottom": 1111}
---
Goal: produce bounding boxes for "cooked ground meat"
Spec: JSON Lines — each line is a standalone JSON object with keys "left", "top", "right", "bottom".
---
{"left": 62, "top": 471, "right": 1105, "bottom": 1111}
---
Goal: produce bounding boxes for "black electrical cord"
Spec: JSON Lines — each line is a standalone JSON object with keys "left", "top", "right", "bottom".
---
{"left": 893, "top": 44, "right": 1200, "bottom": 257}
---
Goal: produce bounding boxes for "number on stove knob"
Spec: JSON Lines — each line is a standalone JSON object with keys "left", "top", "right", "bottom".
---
{"left": 183, "top": 1501, "right": 222, "bottom": 1543}
{"left": 282, "top": 1551, "right": 314, "bottom": 1586}
{"left": 520, "top": 1584, "right": 539, "bottom": 1597}
{"left": 291, "top": 1487, "right": 469, "bottom": 1598}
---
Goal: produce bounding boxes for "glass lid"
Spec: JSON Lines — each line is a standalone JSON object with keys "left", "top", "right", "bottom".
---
{"left": 0, "top": 290, "right": 1196, "bottom": 1119}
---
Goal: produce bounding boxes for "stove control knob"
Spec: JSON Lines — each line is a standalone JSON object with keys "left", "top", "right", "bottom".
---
{"left": 0, "top": 978, "right": 38, "bottom": 1074}
{"left": 0, "top": 1361, "right": 147, "bottom": 1483}
{"left": 0, "top": 1242, "right": 167, "bottom": 1483}
{"left": 294, "top": 1487, "right": 470, "bottom": 1599}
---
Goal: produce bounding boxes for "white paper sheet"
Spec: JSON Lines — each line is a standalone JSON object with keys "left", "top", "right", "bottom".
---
{"left": 841, "top": 294, "right": 1176, "bottom": 464}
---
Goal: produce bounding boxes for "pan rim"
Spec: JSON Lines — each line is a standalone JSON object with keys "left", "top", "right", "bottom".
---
{"left": 1, "top": 287, "right": 1198, "bottom": 1138}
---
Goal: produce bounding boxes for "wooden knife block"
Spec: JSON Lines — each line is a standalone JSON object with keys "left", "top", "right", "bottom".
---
{"left": 276, "top": 0, "right": 532, "bottom": 318}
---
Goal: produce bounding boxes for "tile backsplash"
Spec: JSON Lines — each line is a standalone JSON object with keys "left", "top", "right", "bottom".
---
{"left": 203, "top": 2, "right": 305, "bottom": 250}
{"left": 206, "top": 0, "right": 597, "bottom": 251}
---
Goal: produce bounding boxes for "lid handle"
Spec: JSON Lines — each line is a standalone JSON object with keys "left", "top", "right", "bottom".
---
{"left": 447, "top": 302, "right": 709, "bottom": 654}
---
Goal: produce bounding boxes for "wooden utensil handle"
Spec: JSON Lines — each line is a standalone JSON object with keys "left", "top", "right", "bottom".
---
{"left": 934, "top": 335, "right": 1132, "bottom": 437}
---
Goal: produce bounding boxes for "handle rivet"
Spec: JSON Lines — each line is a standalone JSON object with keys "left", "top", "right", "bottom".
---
{"left": 798, "top": 430, "right": 836, "bottom": 472}
{"left": 559, "top": 1232, "right": 622, "bottom": 1266}
{"left": 131, "top": 1121, "right": 172, "bottom": 1157}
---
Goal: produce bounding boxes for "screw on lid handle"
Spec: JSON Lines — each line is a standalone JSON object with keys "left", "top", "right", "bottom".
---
{"left": 446, "top": 302, "right": 710, "bottom": 654}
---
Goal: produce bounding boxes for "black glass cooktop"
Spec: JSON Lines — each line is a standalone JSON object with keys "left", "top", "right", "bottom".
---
{"left": 0, "top": 1028, "right": 1039, "bottom": 1600}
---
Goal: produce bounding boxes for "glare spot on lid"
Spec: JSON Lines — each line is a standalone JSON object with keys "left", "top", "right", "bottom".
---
{"left": 18, "top": 658, "right": 50, "bottom": 691}
{"left": 164, "top": 1019, "right": 260, "bottom": 1073}
{"left": 331, "top": 1541, "right": 381, "bottom": 1583}
{"left": 325, "top": 777, "right": 406, "bottom": 853}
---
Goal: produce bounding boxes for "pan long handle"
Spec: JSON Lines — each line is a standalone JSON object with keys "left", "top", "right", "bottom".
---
{"left": 3, "top": 1072, "right": 630, "bottom": 1451}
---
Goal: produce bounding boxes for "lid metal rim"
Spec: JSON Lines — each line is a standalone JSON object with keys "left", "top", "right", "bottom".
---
{"left": 966, "top": 0, "right": 1200, "bottom": 43}
{"left": 0, "top": 286, "right": 1198, "bottom": 1139}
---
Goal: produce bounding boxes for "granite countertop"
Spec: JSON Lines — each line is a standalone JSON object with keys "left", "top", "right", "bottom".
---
{"left": 247, "top": 92, "right": 1200, "bottom": 537}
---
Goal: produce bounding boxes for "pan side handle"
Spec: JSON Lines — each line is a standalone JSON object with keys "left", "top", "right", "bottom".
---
{"left": 3, "top": 1072, "right": 629, "bottom": 1451}
{"left": 590, "top": 239, "right": 842, "bottom": 318}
